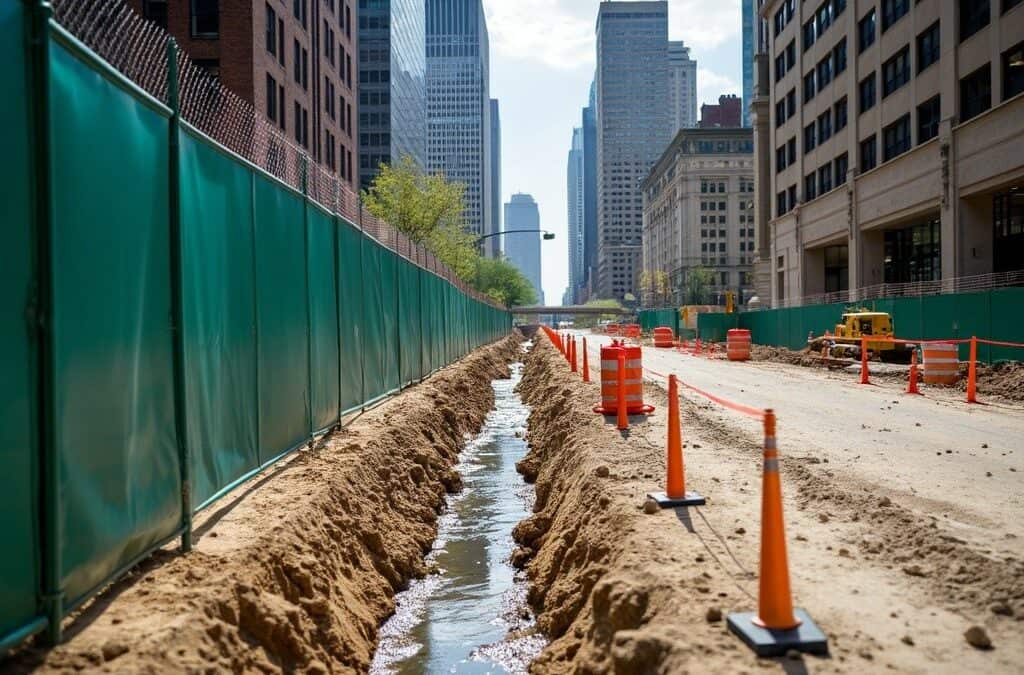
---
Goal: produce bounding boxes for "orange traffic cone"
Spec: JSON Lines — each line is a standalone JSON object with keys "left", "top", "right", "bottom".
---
{"left": 582, "top": 337, "right": 590, "bottom": 383}
{"left": 727, "top": 410, "right": 827, "bottom": 656}
{"left": 648, "top": 374, "right": 705, "bottom": 507}
{"left": 907, "top": 349, "right": 920, "bottom": 395}
{"left": 570, "top": 337, "right": 578, "bottom": 373}
{"left": 695, "top": 338, "right": 702, "bottom": 355}
{"left": 967, "top": 336, "right": 978, "bottom": 404}
{"left": 859, "top": 336, "right": 870, "bottom": 385}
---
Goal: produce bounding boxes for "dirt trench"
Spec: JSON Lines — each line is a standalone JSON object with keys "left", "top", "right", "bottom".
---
{"left": 7, "top": 335, "right": 522, "bottom": 675}
{"left": 512, "top": 338, "right": 1024, "bottom": 674}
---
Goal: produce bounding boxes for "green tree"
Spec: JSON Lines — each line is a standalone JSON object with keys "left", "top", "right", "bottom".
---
{"left": 576, "top": 298, "right": 625, "bottom": 328}
{"left": 475, "top": 257, "right": 538, "bottom": 308}
{"left": 684, "top": 266, "right": 714, "bottom": 305}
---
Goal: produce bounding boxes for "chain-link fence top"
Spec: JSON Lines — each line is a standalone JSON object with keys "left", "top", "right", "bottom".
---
{"left": 50, "top": 0, "right": 502, "bottom": 309}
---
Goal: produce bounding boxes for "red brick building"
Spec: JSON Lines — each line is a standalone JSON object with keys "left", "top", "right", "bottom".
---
{"left": 131, "top": 0, "right": 357, "bottom": 186}
{"left": 699, "top": 94, "right": 742, "bottom": 129}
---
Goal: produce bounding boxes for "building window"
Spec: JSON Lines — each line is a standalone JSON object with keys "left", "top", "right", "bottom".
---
{"left": 775, "top": 53, "right": 786, "bottom": 82}
{"left": 834, "top": 152, "right": 848, "bottom": 186}
{"left": 859, "top": 72, "right": 877, "bottom": 113}
{"left": 805, "top": 173, "right": 818, "bottom": 201}
{"left": 787, "top": 138, "right": 796, "bottom": 165}
{"left": 884, "top": 219, "right": 941, "bottom": 282}
{"left": 776, "top": 99, "right": 787, "bottom": 126}
{"left": 817, "top": 110, "right": 832, "bottom": 144}
{"left": 834, "top": 97, "right": 848, "bottom": 132}
{"left": 818, "top": 164, "right": 833, "bottom": 194}
{"left": 834, "top": 38, "right": 847, "bottom": 75}
{"left": 803, "top": 18, "right": 816, "bottom": 50}
{"left": 960, "top": 64, "right": 991, "bottom": 122}
{"left": 993, "top": 189, "right": 1024, "bottom": 273}
{"left": 777, "top": 190, "right": 787, "bottom": 217}
{"left": 882, "top": 46, "right": 910, "bottom": 97}
{"left": 266, "top": 73, "right": 277, "bottom": 123}
{"left": 190, "top": 0, "right": 219, "bottom": 37}
{"left": 786, "top": 40, "right": 796, "bottom": 70}
{"left": 1003, "top": 41, "right": 1024, "bottom": 100}
{"left": 293, "top": 0, "right": 307, "bottom": 30}
{"left": 917, "top": 21, "right": 940, "bottom": 73}
{"left": 960, "top": 0, "right": 990, "bottom": 42}
{"left": 861, "top": 135, "right": 877, "bottom": 171}
{"left": 266, "top": 4, "right": 277, "bottom": 56}
{"left": 817, "top": 54, "right": 833, "bottom": 89}
{"left": 859, "top": 9, "right": 876, "bottom": 53}
{"left": 777, "top": 146, "right": 787, "bottom": 173}
{"left": 882, "top": 114, "right": 911, "bottom": 161}
{"left": 788, "top": 185, "right": 797, "bottom": 211}
{"left": 804, "top": 122, "right": 817, "bottom": 153}
{"left": 824, "top": 244, "right": 849, "bottom": 293}
{"left": 193, "top": 58, "right": 220, "bottom": 79}
{"left": 804, "top": 70, "right": 816, "bottom": 103}
{"left": 143, "top": 0, "right": 168, "bottom": 28}
{"left": 917, "top": 95, "right": 941, "bottom": 143}
{"left": 881, "top": 0, "right": 908, "bottom": 32}
{"left": 787, "top": 89, "right": 796, "bottom": 117}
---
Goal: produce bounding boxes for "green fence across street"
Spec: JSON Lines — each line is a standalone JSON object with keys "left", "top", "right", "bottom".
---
{"left": 0, "top": 4, "right": 509, "bottom": 655}
{"left": 694, "top": 289, "right": 1024, "bottom": 364}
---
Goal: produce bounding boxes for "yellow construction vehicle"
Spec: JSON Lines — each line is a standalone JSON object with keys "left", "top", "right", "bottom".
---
{"left": 807, "top": 308, "right": 915, "bottom": 362}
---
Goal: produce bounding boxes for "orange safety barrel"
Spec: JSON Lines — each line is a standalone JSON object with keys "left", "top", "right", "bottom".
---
{"left": 607, "top": 323, "right": 620, "bottom": 336}
{"left": 625, "top": 324, "right": 641, "bottom": 338}
{"left": 653, "top": 326, "right": 675, "bottom": 348}
{"left": 922, "top": 343, "right": 959, "bottom": 385}
{"left": 593, "top": 341, "right": 654, "bottom": 415}
{"left": 727, "top": 329, "right": 752, "bottom": 361}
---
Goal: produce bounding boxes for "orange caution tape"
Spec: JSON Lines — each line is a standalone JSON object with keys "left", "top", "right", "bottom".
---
{"left": 644, "top": 367, "right": 765, "bottom": 420}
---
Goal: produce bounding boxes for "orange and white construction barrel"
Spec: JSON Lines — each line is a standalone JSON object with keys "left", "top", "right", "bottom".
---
{"left": 653, "top": 327, "right": 675, "bottom": 348}
{"left": 922, "top": 343, "right": 959, "bottom": 385}
{"left": 726, "top": 329, "right": 752, "bottom": 361}
{"left": 593, "top": 341, "right": 655, "bottom": 415}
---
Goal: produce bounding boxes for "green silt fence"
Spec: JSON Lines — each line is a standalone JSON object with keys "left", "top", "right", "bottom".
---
{"left": 0, "top": 4, "right": 510, "bottom": 654}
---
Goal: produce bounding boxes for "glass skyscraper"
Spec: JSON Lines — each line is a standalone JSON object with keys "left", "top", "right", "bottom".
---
{"left": 425, "top": 0, "right": 493, "bottom": 252}
{"left": 357, "top": 0, "right": 427, "bottom": 191}
{"left": 742, "top": 0, "right": 754, "bottom": 127}
{"left": 567, "top": 128, "right": 585, "bottom": 302}
{"left": 504, "top": 194, "right": 543, "bottom": 305}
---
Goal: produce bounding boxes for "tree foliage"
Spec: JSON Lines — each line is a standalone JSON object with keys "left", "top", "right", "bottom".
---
{"left": 575, "top": 298, "right": 625, "bottom": 328}
{"left": 361, "top": 155, "right": 537, "bottom": 306}
{"left": 684, "top": 266, "right": 715, "bottom": 305}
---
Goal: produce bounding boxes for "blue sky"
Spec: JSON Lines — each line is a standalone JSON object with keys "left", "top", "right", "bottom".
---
{"left": 484, "top": 0, "right": 744, "bottom": 304}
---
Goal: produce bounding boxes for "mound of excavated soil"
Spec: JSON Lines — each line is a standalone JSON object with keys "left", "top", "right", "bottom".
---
{"left": 7, "top": 336, "right": 521, "bottom": 674}
{"left": 960, "top": 361, "right": 1024, "bottom": 402}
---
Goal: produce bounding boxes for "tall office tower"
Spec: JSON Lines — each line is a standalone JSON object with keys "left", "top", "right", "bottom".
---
{"left": 741, "top": 0, "right": 754, "bottom": 127}
{"left": 503, "top": 194, "right": 544, "bottom": 305}
{"left": 425, "top": 0, "right": 493, "bottom": 253}
{"left": 668, "top": 41, "right": 698, "bottom": 130}
{"left": 581, "top": 80, "right": 598, "bottom": 302}
{"left": 489, "top": 98, "right": 502, "bottom": 259}
{"left": 595, "top": 1, "right": 673, "bottom": 300}
{"left": 133, "top": 0, "right": 358, "bottom": 186}
{"left": 357, "top": 0, "right": 426, "bottom": 191}
{"left": 567, "top": 128, "right": 585, "bottom": 303}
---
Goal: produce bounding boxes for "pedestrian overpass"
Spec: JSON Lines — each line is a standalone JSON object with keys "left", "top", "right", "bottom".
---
{"left": 510, "top": 305, "right": 632, "bottom": 316}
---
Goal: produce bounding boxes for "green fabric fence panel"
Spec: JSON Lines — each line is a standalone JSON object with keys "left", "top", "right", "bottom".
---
{"left": 337, "top": 219, "right": 364, "bottom": 413}
{"left": 0, "top": 0, "right": 41, "bottom": 644}
{"left": 307, "top": 206, "right": 340, "bottom": 431}
{"left": 179, "top": 129, "right": 258, "bottom": 509}
{"left": 990, "top": 288, "right": 1024, "bottom": 362}
{"left": 400, "top": 262, "right": 423, "bottom": 384}
{"left": 697, "top": 313, "right": 738, "bottom": 342}
{"left": 380, "top": 250, "right": 400, "bottom": 393}
{"left": 254, "top": 175, "right": 310, "bottom": 459}
{"left": 50, "top": 39, "right": 181, "bottom": 604}
{"left": 362, "top": 241, "right": 387, "bottom": 402}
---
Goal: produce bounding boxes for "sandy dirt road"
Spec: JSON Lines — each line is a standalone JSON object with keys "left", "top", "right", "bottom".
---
{"left": 514, "top": 332, "right": 1024, "bottom": 672}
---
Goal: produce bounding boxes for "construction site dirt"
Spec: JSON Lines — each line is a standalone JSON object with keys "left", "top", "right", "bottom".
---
{"left": 514, "top": 335, "right": 1023, "bottom": 673}
{"left": 6, "top": 336, "right": 522, "bottom": 674}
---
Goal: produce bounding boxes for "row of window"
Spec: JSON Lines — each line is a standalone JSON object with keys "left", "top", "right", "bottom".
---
{"left": 802, "top": 0, "right": 847, "bottom": 51}
{"left": 773, "top": 0, "right": 797, "bottom": 37}
{"left": 803, "top": 153, "right": 848, "bottom": 201}
{"left": 804, "top": 98, "right": 848, "bottom": 153}
{"left": 803, "top": 38, "right": 847, "bottom": 103}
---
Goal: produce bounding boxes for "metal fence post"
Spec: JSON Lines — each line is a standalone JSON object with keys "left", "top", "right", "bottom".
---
{"left": 332, "top": 181, "right": 342, "bottom": 428}
{"left": 357, "top": 196, "right": 367, "bottom": 410}
{"left": 301, "top": 155, "right": 313, "bottom": 447}
{"left": 166, "top": 39, "right": 193, "bottom": 553}
{"left": 28, "top": 0, "right": 63, "bottom": 645}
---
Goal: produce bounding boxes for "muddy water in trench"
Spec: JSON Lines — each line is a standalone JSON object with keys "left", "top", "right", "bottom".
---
{"left": 370, "top": 356, "right": 546, "bottom": 674}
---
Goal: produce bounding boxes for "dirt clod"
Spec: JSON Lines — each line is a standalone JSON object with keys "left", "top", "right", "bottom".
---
{"left": 643, "top": 499, "right": 659, "bottom": 515}
{"left": 595, "top": 465, "right": 610, "bottom": 478}
{"left": 964, "top": 625, "right": 993, "bottom": 649}
{"left": 705, "top": 607, "right": 722, "bottom": 623}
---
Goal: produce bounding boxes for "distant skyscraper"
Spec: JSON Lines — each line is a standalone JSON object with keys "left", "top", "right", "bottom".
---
{"left": 503, "top": 194, "right": 543, "bottom": 305}
{"left": 489, "top": 98, "right": 501, "bottom": 259}
{"left": 595, "top": 1, "right": 673, "bottom": 300}
{"left": 567, "top": 128, "right": 585, "bottom": 302}
{"left": 741, "top": 0, "right": 754, "bottom": 127}
{"left": 425, "top": 0, "right": 493, "bottom": 250}
{"left": 581, "top": 81, "right": 598, "bottom": 301}
{"left": 358, "top": 0, "right": 427, "bottom": 191}
{"left": 668, "top": 41, "right": 697, "bottom": 130}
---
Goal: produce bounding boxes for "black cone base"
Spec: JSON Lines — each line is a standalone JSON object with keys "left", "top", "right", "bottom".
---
{"left": 646, "top": 490, "right": 705, "bottom": 507}
{"left": 727, "top": 608, "right": 828, "bottom": 657}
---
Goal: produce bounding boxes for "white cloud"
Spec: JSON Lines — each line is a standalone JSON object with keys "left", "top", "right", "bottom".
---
{"left": 667, "top": 0, "right": 742, "bottom": 51}
{"left": 697, "top": 67, "right": 741, "bottom": 107}
{"left": 483, "top": 0, "right": 595, "bottom": 71}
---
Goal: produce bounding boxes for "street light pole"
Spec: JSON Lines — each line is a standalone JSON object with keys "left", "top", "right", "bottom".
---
{"left": 474, "top": 229, "right": 555, "bottom": 254}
